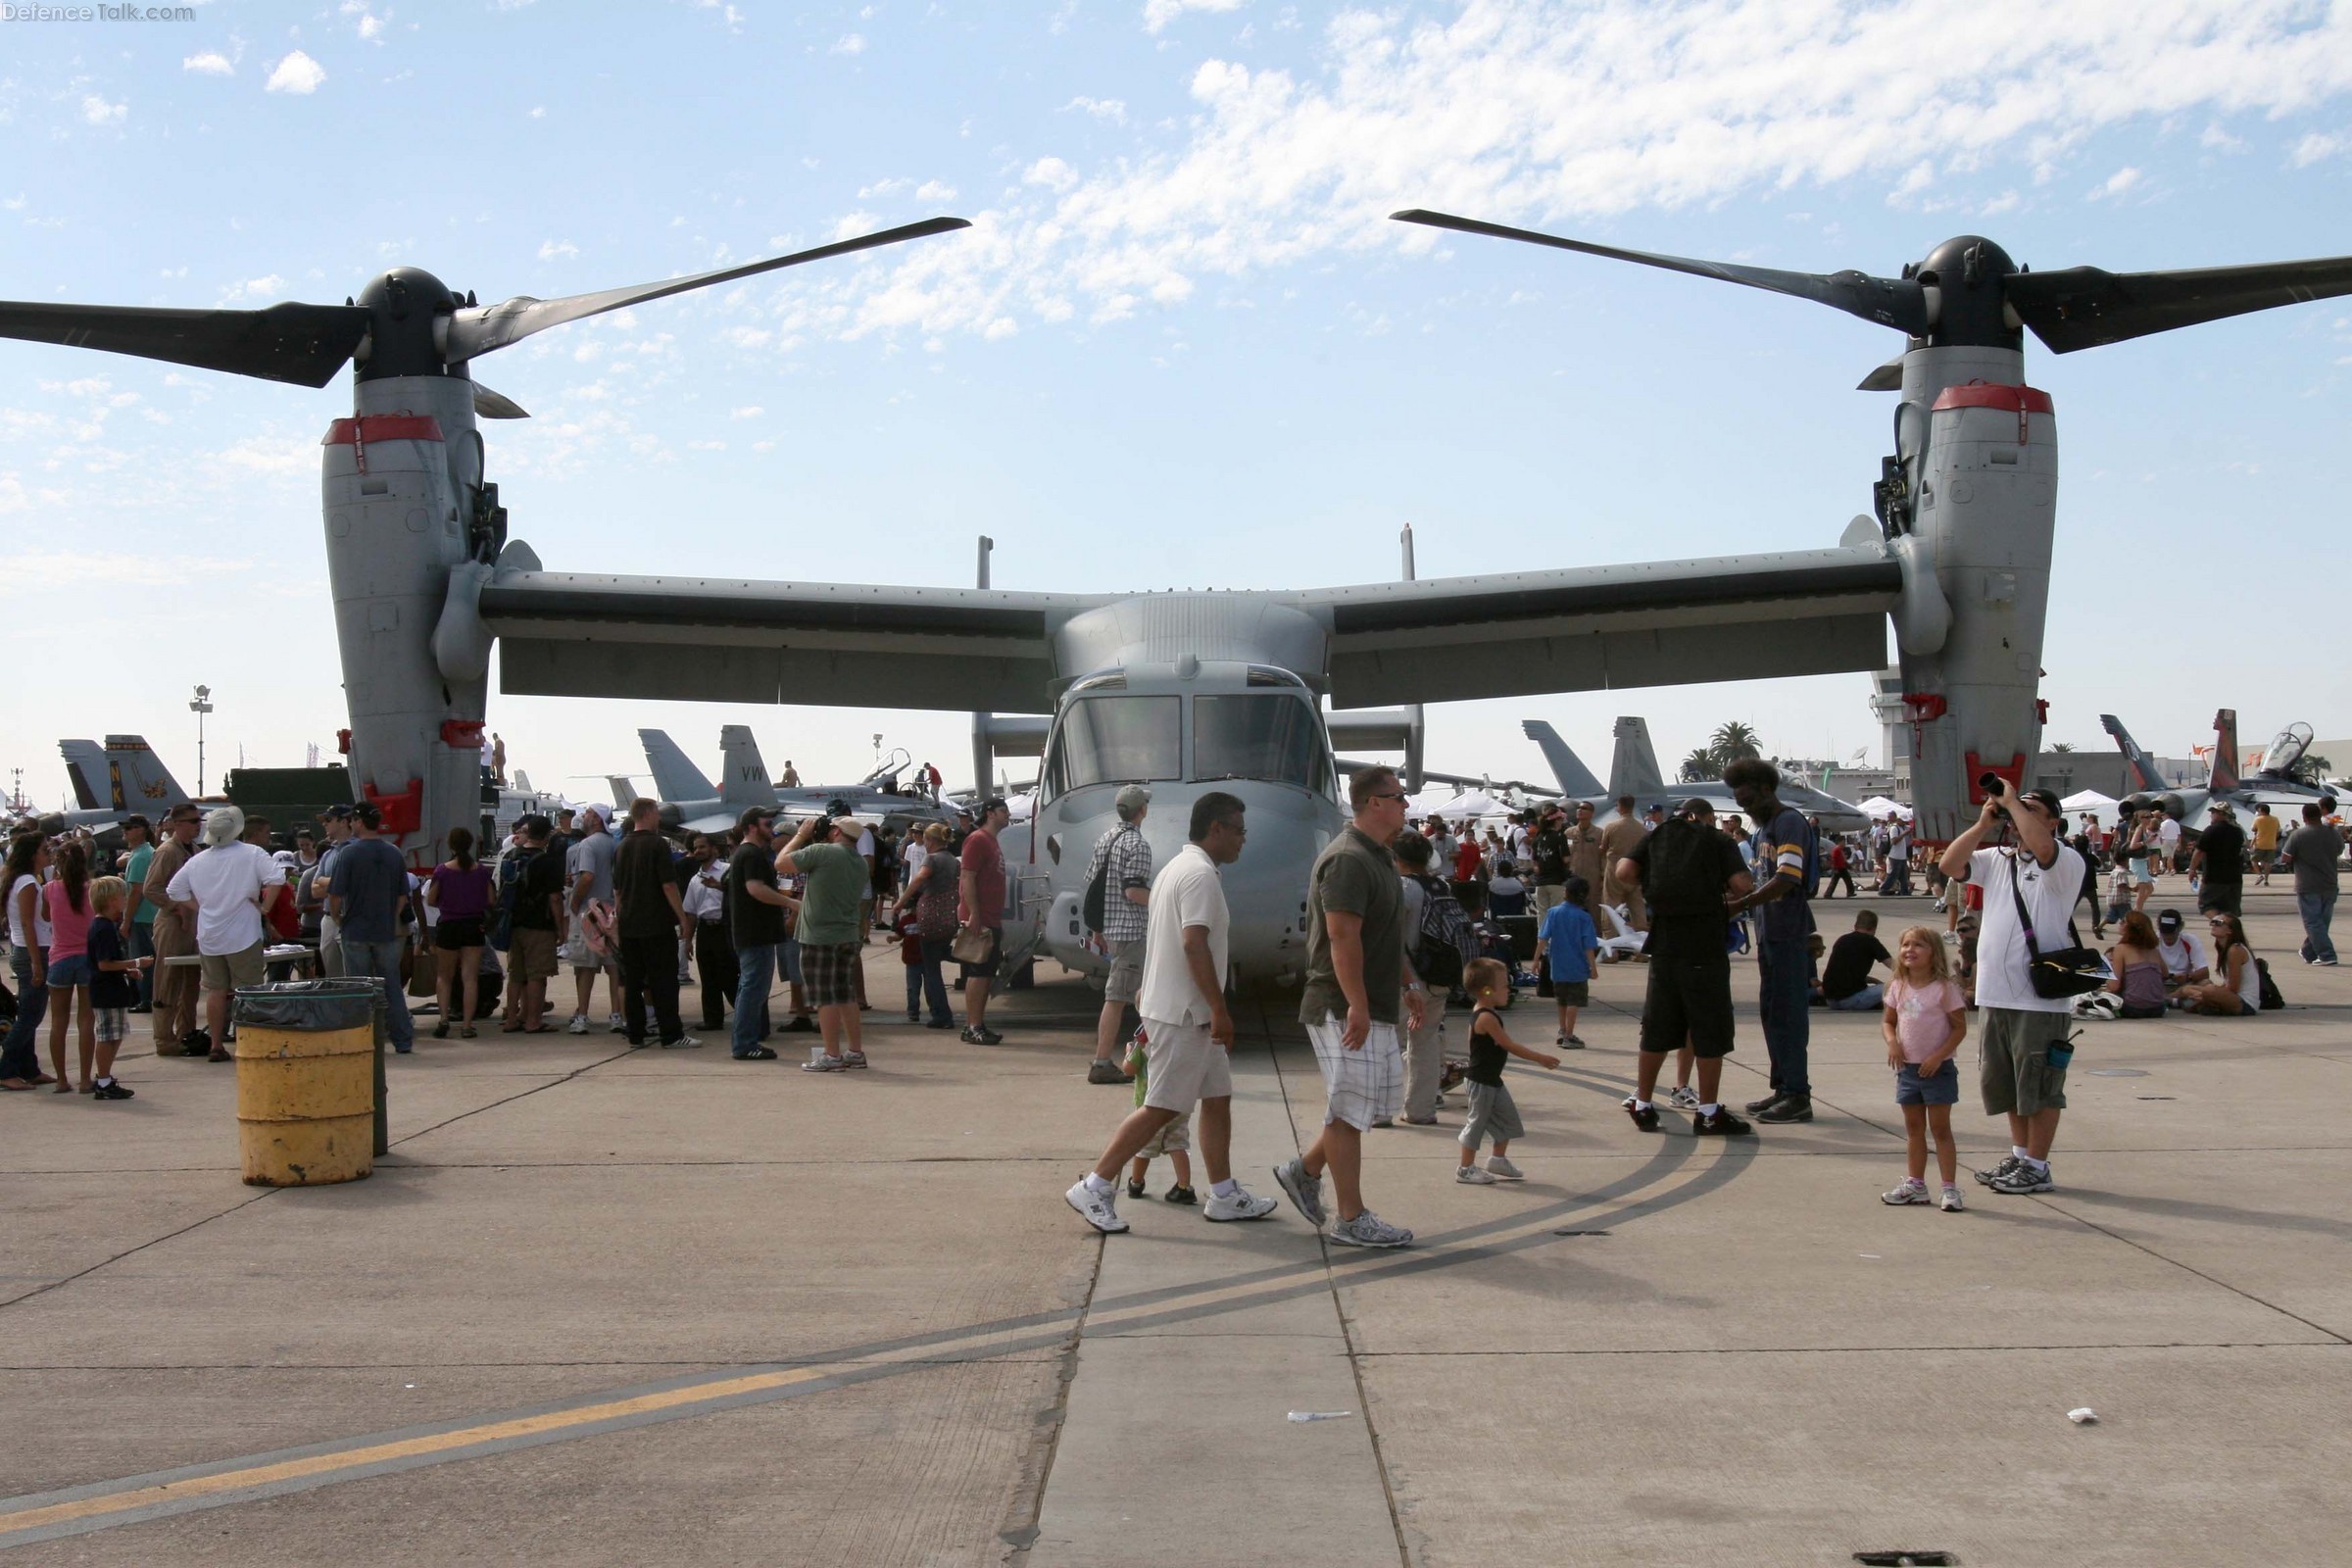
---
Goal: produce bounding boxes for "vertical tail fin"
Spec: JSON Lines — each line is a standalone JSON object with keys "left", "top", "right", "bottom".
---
{"left": 639, "top": 729, "right": 717, "bottom": 804}
{"left": 608, "top": 776, "right": 638, "bottom": 811}
{"left": 59, "top": 740, "right": 106, "bottom": 809}
{"left": 1607, "top": 717, "right": 1669, "bottom": 801}
{"left": 718, "top": 725, "right": 775, "bottom": 808}
{"left": 2209, "top": 710, "right": 2240, "bottom": 792}
{"left": 1519, "top": 720, "right": 1604, "bottom": 798}
{"left": 2098, "top": 714, "right": 2164, "bottom": 793}
{"left": 102, "top": 735, "right": 191, "bottom": 808}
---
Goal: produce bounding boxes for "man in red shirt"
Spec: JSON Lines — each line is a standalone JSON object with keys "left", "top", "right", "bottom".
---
{"left": 957, "top": 797, "right": 1011, "bottom": 1045}
{"left": 1452, "top": 832, "right": 1483, "bottom": 885}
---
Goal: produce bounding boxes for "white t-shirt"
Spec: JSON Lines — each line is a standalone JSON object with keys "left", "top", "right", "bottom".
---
{"left": 1136, "top": 843, "right": 1228, "bottom": 1029}
{"left": 2155, "top": 932, "right": 2206, "bottom": 980}
{"left": 2158, "top": 818, "right": 2180, "bottom": 851}
{"left": 8, "top": 872, "right": 53, "bottom": 948}
{"left": 1965, "top": 844, "right": 2088, "bottom": 1014}
{"left": 165, "top": 841, "right": 287, "bottom": 956}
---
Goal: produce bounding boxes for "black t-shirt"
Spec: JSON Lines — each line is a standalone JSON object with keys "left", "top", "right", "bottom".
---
{"left": 1626, "top": 821, "right": 1747, "bottom": 954}
{"left": 1822, "top": 931, "right": 1890, "bottom": 1001}
{"left": 1467, "top": 1006, "right": 1509, "bottom": 1087}
{"left": 728, "top": 843, "right": 784, "bottom": 949}
{"left": 2198, "top": 819, "right": 2246, "bottom": 882}
{"left": 1532, "top": 827, "right": 1569, "bottom": 886}
{"left": 88, "top": 917, "right": 137, "bottom": 1009}
{"left": 612, "top": 831, "right": 679, "bottom": 938}
{"left": 511, "top": 847, "right": 564, "bottom": 932}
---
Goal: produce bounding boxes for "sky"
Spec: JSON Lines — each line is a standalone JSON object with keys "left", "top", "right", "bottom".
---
{"left": 3, "top": 0, "right": 2349, "bottom": 811}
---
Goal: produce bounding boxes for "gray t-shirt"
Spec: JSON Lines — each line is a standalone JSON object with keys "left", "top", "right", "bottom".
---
{"left": 2280, "top": 824, "right": 2341, "bottom": 897}
{"left": 1299, "top": 825, "right": 1407, "bottom": 1028}
{"left": 327, "top": 837, "right": 411, "bottom": 944}
{"left": 566, "top": 830, "right": 618, "bottom": 907}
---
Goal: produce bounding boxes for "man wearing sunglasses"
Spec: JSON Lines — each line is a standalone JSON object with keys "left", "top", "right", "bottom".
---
{"left": 1276, "top": 766, "right": 1427, "bottom": 1250}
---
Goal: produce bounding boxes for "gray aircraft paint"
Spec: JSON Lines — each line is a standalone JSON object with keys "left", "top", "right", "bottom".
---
{"left": 2101, "top": 708, "right": 2333, "bottom": 824}
{"left": 1519, "top": 720, "right": 1605, "bottom": 799}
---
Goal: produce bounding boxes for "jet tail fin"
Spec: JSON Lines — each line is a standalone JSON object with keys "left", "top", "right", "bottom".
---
{"left": 102, "top": 735, "right": 191, "bottom": 808}
{"left": 639, "top": 729, "right": 716, "bottom": 804}
{"left": 59, "top": 740, "right": 105, "bottom": 810}
{"left": 1607, "top": 717, "right": 1670, "bottom": 801}
{"left": 2210, "top": 710, "right": 2241, "bottom": 792}
{"left": 608, "top": 776, "right": 638, "bottom": 810}
{"left": 2098, "top": 714, "right": 2164, "bottom": 793}
{"left": 1519, "top": 720, "right": 1604, "bottom": 798}
{"left": 718, "top": 725, "right": 775, "bottom": 808}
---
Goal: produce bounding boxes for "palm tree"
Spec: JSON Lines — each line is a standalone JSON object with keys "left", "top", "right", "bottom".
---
{"left": 1709, "top": 721, "right": 1762, "bottom": 764}
{"left": 2049, "top": 742, "right": 2076, "bottom": 753}
{"left": 1679, "top": 748, "right": 1718, "bottom": 783}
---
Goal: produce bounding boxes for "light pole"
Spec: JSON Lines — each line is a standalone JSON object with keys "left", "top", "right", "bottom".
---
{"left": 190, "top": 684, "right": 213, "bottom": 796}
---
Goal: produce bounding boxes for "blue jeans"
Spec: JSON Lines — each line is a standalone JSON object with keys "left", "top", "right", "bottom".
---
{"left": 733, "top": 943, "right": 777, "bottom": 1054}
{"left": 341, "top": 939, "right": 415, "bottom": 1051}
{"left": 128, "top": 920, "right": 155, "bottom": 1008}
{"left": 2300, "top": 891, "right": 2338, "bottom": 963}
{"left": 917, "top": 938, "right": 955, "bottom": 1025}
{"left": 1756, "top": 937, "right": 1812, "bottom": 1098}
{"left": 1829, "top": 981, "right": 1886, "bottom": 1012}
{"left": 2, "top": 947, "right": 47, "bottom": 1081}
{"left": 1878, "top": 860, "right": 1912, "bottom": 896}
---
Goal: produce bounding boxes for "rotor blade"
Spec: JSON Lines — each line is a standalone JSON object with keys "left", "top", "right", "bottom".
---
{"left": 471, "top": 381, "right": 529, "bottom": 419}
{"left": 447, "top": 216, "right": 971, "bottom": 364}
{"left": 2005, "top": 255, "right": 2352, "bottom": 354}
{"left": 0, "top": 300, "right": 368, "bottom": 388}
{"left": 1392, "top": 209, "right": 1930, "bottom": 335}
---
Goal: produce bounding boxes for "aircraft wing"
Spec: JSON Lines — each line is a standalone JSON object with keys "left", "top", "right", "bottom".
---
{"left": 478, "top": 571, "right": 1109, "bottom": 714}
{"left": 1299, "top": 547, "right": 1900, "bottom": 708}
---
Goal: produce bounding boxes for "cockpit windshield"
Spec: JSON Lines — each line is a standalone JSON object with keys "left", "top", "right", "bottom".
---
{"left": 1043, "top": 697, "right": 1182, "bottom": 795}
{"left": 2262, "top": 723, "right": 2312, "bottom": 775}
{"left": 1194, "top": 694, "right": 1331, "bottom": 795}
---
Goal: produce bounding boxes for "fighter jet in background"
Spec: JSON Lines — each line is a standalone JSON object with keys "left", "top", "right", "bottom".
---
{"left": 629, "top": 726, "right": 948, "bottom": 836}
{"left": 2102, "top": 710, "right": 2334, "bottom": 823}
{"left": 1544, "top": 717, "right": 1870, "bottom": 833}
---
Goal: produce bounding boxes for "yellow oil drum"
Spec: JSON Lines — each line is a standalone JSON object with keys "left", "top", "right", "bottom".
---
{"left": 234, "top": 1017, "right": 374, "bottom": 1186}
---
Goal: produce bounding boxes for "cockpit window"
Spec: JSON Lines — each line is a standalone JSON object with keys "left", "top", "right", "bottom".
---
{"left": 1044, "top": 697, "right": 1182, "bottom": 795}
{"left": 1194, "top": 694, "right": 1331, "bottom": 795}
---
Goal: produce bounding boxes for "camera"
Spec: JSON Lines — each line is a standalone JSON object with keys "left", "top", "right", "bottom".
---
{"left": 1979, "top": 772, "right": 2007, "bottom": 798}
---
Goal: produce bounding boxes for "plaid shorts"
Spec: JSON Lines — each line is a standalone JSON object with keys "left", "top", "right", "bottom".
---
{"left": 94, "top": 1007, "right": 129, "bottom": 1045}
{"left": 1304, "top": 1013, "right": 1404, "bottom": 1132}
{"left": 799, "top": 941, "right": 861, "bottom": 1008}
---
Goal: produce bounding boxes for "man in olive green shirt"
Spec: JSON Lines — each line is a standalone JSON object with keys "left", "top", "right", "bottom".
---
{"left": 1275, "top": 765, "right": 1428, "bottom": 1250}
{"left": 784, "top": 812, "right": 874, "bottom": 1070}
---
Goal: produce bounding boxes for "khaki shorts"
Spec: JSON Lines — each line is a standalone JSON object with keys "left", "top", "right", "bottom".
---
{"left": 1104, "top": 939, "right": 1145, "bottom": 1004}
{"left": 1140, "top": 1018, "right": 1232, "bottom": 1111}
{"left": 1979, "top": 1005, "right": 2070, "bottom": 1117}
{"left": 510, "top": 927, "right": 560, "bottom": 983}
{"left": 1138, "top": 1109, "right": 1194, "bottom": 1158}
{"left": 198, "top": 942, "right": 266, "bottom": 994}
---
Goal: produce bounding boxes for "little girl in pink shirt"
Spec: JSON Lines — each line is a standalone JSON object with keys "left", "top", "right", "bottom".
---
{"left": 1881, "top": 924, "right": 1969, "bottom": 1211}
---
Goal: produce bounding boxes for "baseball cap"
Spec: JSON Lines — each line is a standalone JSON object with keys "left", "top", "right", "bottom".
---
{"left": 2156, "top": 908, "right": 2183, "bottom": 932}
{"left": 164, "top": 802, "right": 203, "bottom": 823}
{"left": 1114, "top": 783, "right": 1151, "bottom": 814}
{"left": 980, "top": 795, "right": 1008, "bottom": 815}
{"left": 737, "top": 806, "right": 775, "bottom": 831}
{"left": 353, "top": 802, "right": 382, "bottom": 830}
{"left": 322, "top": 804, "right": 355, "bottom": 821}
{"left": 516, "top": 813, "right": 552, "bottom": 838}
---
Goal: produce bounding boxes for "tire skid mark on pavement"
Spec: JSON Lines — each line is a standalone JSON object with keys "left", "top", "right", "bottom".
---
{"left": 0, "top": 1040, "right": 1752, "bottom": 1549}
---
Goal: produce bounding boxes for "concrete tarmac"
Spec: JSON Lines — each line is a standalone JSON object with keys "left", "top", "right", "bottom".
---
{"left": 1, "top": 880, "right": 2346, "bottom": 1564}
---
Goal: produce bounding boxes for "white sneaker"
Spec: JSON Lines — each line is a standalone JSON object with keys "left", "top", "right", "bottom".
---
{"left": 566, "top": 1014, "right": 589, "bottom": 1036}
{"left": 1486, "top": 1155, "right": 1525, "bottom": 1181}
{"left": 1064, "top": 1179, "right": 1128, "bottom": 1234}
{"left": 1456, "top": 1165, "right": 1498, "bottom": 1185}
{"left": 607, "top": 1013, "right": 626, "bottom": 1034}
{"left": 801, "top": 1054, "right": 846, "bottom": 1073}
{"left": 1329, "top": 1210, "right": 1413, "bottom": 1249}
{"left": 1665, "top": 1086, "right": 1701, "bottom": 1111}
{"left": 1203, "top": 1186, "right": 1279, "bottom": 1222}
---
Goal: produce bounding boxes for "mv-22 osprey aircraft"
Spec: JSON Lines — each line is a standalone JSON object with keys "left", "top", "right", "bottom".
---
{"left": 5, "top": 211, "right": 2348, "bottom": 985}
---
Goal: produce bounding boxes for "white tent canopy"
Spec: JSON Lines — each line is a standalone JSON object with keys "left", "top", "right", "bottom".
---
{"left": 2061, "top": 789, "right": 2120, "bottom": 826}
{"left": 1857, "top": 796, "right": 1911, "bottom": 819}
{"left": 1416, "top": 788, "right": 1506, "bottom": 822}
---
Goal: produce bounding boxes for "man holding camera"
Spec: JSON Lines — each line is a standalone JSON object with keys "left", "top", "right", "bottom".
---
{"left": 1937, "top": 777, "right": 2085, "bottom": 1196}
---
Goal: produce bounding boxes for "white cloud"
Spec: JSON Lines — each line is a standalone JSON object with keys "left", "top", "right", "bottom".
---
{"left": 0, "top": 550, "right": 252, "bottom": 586}
{"left": 729, "top": 405, "right": 763, "bottom": 418}
{"left": 529, "top": 105, "right": 546, "bottom": 119}
{"left": 265, "top": 51, "right": 327, "bottom": 95}
{"left": 721, "top": 0, "right": 2352, "bottom": 349}
{"left": 183, "top": 51, "right": 234, "bottom": 75}
{"left": 915, "top": 179, "right": 957, "bottom": 201}
{"left": 2289, "top": 131, "right": 2341, "bottom": 166}
{"left": 829, "top": 211, "right": 883, "bottom": 241}
{"left": 1143, "top": 0, "right": 1245, "bottom": 34}
{"left": 2089, "top": 166, "right": 2143, "bottom": 200}
{"left": 220, "top": 274, "right": 287, "bottom": 304}
{"left": 858, "top": 177, "right": 909, "bottom": 199}
{"left": 81, "top": 96, "right": 126, "bottom": 126}
{"left": 832, "top": 32, "right": 866, "bottom": 55}
{"left": 1062, "top": 95, "right": 1128, "bottom": 123}
{"left": 538, "top": 239, "right": 579, "bottom": 261}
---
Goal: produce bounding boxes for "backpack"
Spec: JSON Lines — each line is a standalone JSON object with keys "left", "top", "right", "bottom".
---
{"left": 1643, "top": 817, "right": 1730, "bottom": 917}
{"left": 489, "top": 846, "right": 537, "bottom": 953}
{"left": 1082, "top": 825, "right": 1140, "bottom": 935}
{"left": 1409, "top": 873, "right": 1476, "bottom": 988}
{"left": 2255, "top": 956, "right": 2284, "bottom": 1011}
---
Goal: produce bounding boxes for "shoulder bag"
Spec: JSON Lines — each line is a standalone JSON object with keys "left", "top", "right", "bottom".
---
{"left": 2009, "top": 848, "right": 2109, "bottom": 999}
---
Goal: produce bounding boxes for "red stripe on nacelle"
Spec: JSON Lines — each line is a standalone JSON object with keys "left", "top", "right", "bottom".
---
{"left": 320, "top": 415, "right": 446, "bottom": 446}
{"left": 1930, "top": 383, "right": 2053, "bottom": 415}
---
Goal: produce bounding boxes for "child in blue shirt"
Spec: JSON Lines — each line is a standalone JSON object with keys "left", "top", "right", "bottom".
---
{"left": 1536, "top": 875, "right": 1600, "bottom": 1048}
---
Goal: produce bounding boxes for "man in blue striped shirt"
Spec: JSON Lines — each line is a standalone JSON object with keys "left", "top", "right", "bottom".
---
{"left": 1725, "top": 760, "right": 1818, "bottom": 1124}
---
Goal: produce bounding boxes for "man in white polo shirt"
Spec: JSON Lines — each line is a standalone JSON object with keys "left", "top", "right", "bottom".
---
{"left": 164, "top": 805, "right": 288, "bottom": 1062}
{"left": 1065, "top": 792, "right": 1278, "bottom": 1234}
